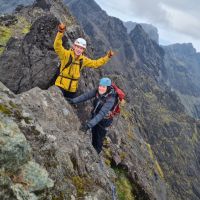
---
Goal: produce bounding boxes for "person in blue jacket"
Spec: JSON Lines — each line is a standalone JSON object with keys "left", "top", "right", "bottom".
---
{"left": 69, "top": 77, "right": 116, "bottom": 154}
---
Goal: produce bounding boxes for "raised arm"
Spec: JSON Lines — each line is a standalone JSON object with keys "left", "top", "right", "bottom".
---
{"left": 83, "top": 50, "right": 114, "bottom": 69}
{"left": 53, "top": 32, "right": 66, "bottom": 60}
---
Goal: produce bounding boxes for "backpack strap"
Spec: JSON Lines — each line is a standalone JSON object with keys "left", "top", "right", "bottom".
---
{"left": 79, "top": 58, "right": 83, "bottom": 70}
{"left": 60, "top": 54, "right": 73, "bottom": 75}
{"left": 59, "top": 54, "right": 73, "bottom": 84}
{"left": 59, "top": 55, "right": 83, "bottom": 76}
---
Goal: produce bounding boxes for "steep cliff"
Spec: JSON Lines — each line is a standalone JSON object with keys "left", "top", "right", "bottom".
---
{"left": 162, "top": 43, "right": 200, "bottom": 118}
{"left": 124, "top": 21, "right": 159, "bottom": 44}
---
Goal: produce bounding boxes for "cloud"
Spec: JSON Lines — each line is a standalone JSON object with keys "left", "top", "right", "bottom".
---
{"left": 95, "top": 0, "right": 200, "bottom": 51}
{"left": 160, "top": 3, "right": 200, "bottom": 40}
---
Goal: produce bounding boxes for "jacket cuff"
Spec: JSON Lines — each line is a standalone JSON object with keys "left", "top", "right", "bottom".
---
{"left": 87, "top": 122, "right": 93, "bottom": 129}
{"left": 57, "top": 32, "right": 64, "bottom": 38}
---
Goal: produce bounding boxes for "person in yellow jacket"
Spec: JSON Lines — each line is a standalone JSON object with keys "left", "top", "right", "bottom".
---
{"left": 54, "top": 23, "right": 114, "bottom": 98}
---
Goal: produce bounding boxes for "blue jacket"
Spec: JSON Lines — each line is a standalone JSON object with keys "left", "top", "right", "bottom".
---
{"left": 72, "top": 88, "right": 116, "bottom": 128}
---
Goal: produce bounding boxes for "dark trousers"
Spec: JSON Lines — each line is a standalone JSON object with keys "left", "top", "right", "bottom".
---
{"left": 59, "top": 87, "right": 77, "bottom": 98}
{"left": 92, "top": 119, "right": 113, "bottom": 154}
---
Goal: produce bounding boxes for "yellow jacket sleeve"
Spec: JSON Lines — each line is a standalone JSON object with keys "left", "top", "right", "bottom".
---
{"left": 83, "top": 55, "right": 110, "bottom": 69}
{"left": 54, "top": 32, "right": 68, "bottom": 61}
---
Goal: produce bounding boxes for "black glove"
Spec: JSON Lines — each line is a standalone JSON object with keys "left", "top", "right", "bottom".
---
{"left": 79, "top": 124, "right": 90, "bottom": 133}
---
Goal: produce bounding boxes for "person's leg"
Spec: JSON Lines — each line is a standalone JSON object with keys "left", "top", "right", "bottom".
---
{"left": 92, "top": 125, "right": 100, "bottom": 153}
{"left": 96, "top": 119, "right": 113, "bottom": 153}
{"left": 92, "top": 123, "right": 107, "bottom": 154}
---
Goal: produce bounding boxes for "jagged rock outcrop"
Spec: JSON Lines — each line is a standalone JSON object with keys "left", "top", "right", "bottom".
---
{"left": 124, "top": 21, "right": 159, "bottom": 43}
{"left": 0, "top": 82, "right": 54, "bottom": 200}
{"left": 0, "top": 0, "right": 94, "bottom": 94}
{"left": 129, "top": 24, "right": 165, "bottom": 77}
{"left": 162, "top": 43, "right": 200, "bottom": 118}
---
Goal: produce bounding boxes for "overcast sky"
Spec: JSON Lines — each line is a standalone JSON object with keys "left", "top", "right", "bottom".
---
{"left": 95, "top": 0, "right": 200, "bottom": 52}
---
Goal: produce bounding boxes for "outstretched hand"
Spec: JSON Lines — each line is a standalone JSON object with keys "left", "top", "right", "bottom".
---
{"left": 58, "top": 23, "right": 66, "bottom": 33}
{"left": 79, "top": 124, "right": 90, "bottom": 133}
{"left": 107, "top": 50, "right": 115, "bottom": 58}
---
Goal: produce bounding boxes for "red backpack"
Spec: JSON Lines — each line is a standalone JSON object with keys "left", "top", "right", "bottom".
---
{"left": 109, "top": 83, "right": 125, "bottom": 118}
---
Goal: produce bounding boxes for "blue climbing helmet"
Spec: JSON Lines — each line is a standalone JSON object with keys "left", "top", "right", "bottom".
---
{"left": 99, "top": 77, "right": 112, "bottom": 86}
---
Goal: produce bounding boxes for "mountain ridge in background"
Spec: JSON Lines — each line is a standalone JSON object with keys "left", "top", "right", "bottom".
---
{"left": 124, "top": 21, "right": 159, "bottom": 44}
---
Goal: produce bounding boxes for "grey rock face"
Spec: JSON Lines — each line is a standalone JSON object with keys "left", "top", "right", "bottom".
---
{"left": 0, "top": 82, "right": 54, "bottom": 200}
{"left": 130, "top": 24, "right": 165, "bottom": 77}
{"left": 0, "top": 0, "right": 34, "bottom": 14}
{"left": 163, "top": 43, "right": 200, "bottom": 118}
{"left": 0, "top": 115, "right": 31, "bottom": 172}
{"left": 124, "top": 21, "right": 159, "bottom": 43}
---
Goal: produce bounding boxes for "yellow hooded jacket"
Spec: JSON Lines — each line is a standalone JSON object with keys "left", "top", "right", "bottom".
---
{"left": 54, "top": 32, "right": 110, "bottom": 93}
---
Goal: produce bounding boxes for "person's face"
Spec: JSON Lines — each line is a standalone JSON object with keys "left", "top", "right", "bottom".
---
{"left": 98, "top": 85, "right": 107, "bottom": 95}
{"left": 73, "top": 45, "right": 85, "bottom": 56}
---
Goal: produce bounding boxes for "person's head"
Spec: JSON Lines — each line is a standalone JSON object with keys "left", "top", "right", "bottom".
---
{"left": 98, "top": 77, "right": 112, "bottom": 95}
{"left": 73, "top": 38, "right": 87, "bottom": 56}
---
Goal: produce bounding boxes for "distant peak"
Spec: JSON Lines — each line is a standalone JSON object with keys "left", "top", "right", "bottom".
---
{"left": 34, "top": 0, "right": 51, "bottom": 10}
{"left": 164, "top": 43, "right": 196, "bottom": 55}
{"left": 130, "top": 24, "right": 149, "bottom": 39}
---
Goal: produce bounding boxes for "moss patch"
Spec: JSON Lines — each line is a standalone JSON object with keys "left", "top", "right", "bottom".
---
{"left": 155, "top": 160, "right": 164, "bottom": 178}
{"left": 72, "top": 176, "right": 93, "bottom": 198}
{"left": 113, "top": 166, "right": 150, "bottom": 200}
{"left": 121, "top": 107, "right": 131, "bottom": 120}
{"left": 114, "top": 168, "right": 135, "bottom": 200}
{"left": 146, "top": 142, "right": 164, "bottom": 179}
{"left": 0, "top": 26, "right": 12, "bottom": 55}
{"left": 16, "top": 16, "right": 31, "bottom": 35}
{"left": 0, "top": 16, "right": 31, "bottom": 55}
{"left": 0, "top": 104, "right": 12, "bottom": 115}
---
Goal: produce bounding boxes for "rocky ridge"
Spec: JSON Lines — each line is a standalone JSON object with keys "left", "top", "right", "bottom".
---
{"left": 1, "top": 0, "right": 200, "bottom": 200}
{"left": 124, "top": 21, "right": 159, "bottom": 43}
{"left": 162, "top": 43, "right": 200, "bottom": 118}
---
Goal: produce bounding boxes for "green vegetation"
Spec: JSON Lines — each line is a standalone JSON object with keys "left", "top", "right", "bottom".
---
{"left": 103, "top": 147, "right": 112, "bottom": 166}
{"left": 0, "top": 26, "right": 12, "bottom": 55}
{"left": 121, "top": 106, "right": 131, "bottom": 120}
{"left": 155, "top": 160, "right": 164, "bottom": 178}
{"left": 146, "top": 142, "right": 164, "bottom": 179}
{"left": 72, "top": 176, "right": 93, "bottom": 198}
{"left": 0, "top": 104, "right": 12, "bottom": 115}
{"left": 17, "top": 16, "right": 31, "bottom": 34}
{"left": 114, "top": 168, "right": 135, "bottom": 200}
{"left": 0, "top": 16, "right": 31, "bottom": 55}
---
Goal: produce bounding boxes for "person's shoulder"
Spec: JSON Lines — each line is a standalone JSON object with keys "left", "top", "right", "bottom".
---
{"left": 108, "top": 88, "right": 117, "bottom": 99}
{"left": 81, "top": 54, "right": 89, "bottom": 60}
